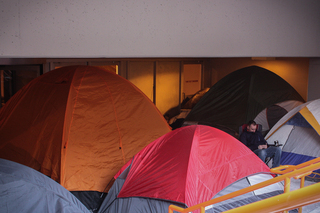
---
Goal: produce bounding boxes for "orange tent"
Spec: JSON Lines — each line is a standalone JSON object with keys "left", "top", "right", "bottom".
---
{"left": 0, "top": 65, "right": 171, "bottom": 192}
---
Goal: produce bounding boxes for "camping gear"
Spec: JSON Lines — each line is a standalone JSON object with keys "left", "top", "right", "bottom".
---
{"left": 205, "top": 173, "right": 286, "bottom": 212}
{"left": 98, "top": 125, "right": 270, "bottom": 213}
{"left": 180, "top": 87, "right": 210, "bottom": 109}
{"left": 184, "top": 66, "right": 305, "bottom": 134}
{"left": 254, "top": 100, "right": 303, "bottom": 136}
{"left": 0, "top": 65, "right": 171, "bottom": 193}
{"left": 265, "top": 99, "right": 320, "bottom": 179}
{"left": 167, "top": 88, "right": 209, "bottom": 129}
{"left": 0, "top": 158, "right": 90, "bottom": 213}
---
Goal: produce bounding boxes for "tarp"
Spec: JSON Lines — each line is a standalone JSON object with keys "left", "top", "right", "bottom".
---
{"left": 184, "top": 66, "right": 305, "bottom": 134}
{"left": 98, "top": 125, "right": 270, "bottom": 213}
{"left": 0, "top": 158, "right": 90, "bottom": 213}
{"left": 0, "top": 65, "right": 171, "bottom": 192}
{"left": 265, "top": 99, "right": 320, "bottom": 178}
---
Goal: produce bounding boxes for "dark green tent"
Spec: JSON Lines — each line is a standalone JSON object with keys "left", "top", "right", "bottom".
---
{"left": 184, "top": 66, "right": 305, "bottom": 134}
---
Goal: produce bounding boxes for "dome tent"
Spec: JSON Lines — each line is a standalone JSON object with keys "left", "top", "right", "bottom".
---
{"left": 265, "top": 99, "right": 320, "bottom": 179}
{"left": 254, "top": 100, "right": 303, "bottom": 136}
{"left": 0, "top": 66, "right": 171, "bottom": 210}
{"left": 206, "top": 173, "right": 285, "bottom": 212}
{"left": 98, "top": 125, "right": 270, "bottom": 213}
{"left": 0, "top": 158, "right": 90, "bottom": 213}
{"left": 184, "top": 66, "right": 305, "bottom": 134}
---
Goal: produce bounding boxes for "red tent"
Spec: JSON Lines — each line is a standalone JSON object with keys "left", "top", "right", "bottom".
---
{"left": 100, "top": 125, "right": 270, "bottom": 212}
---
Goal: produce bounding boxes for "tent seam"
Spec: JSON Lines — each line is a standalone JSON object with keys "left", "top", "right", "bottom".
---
{"left": 97, "top": 70, "right": 126, "bottom": 164}
{"left": 63, "top": 69, "right": 86, "bottom": 149}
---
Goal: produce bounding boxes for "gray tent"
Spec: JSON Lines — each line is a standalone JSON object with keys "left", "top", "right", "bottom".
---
{"left": 97, "top": 162, "right": 184, "bottom": 213}
{"left": 265, "top": 99, "right": 320, "bottom": 179}
{"left": 254, "top": 100, "right": 303, "bottom": 136}
{"left": 0, "top": 158, "right": 90, "bottom": 213}
{"left": 205, "top": 173, "right": 298, "bottom": 213}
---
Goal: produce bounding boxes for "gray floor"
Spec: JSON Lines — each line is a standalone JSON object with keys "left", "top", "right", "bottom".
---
{"left": 289, "top": 178, "right": 320, "bottom": 212}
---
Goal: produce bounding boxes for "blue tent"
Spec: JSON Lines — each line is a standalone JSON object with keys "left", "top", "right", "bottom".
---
{"left": 0, "top": 158, "right": 90, "bottom": 213}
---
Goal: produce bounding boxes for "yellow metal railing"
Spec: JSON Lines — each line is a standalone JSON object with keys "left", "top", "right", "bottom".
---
{"left": 168, "top": 157, "right": 320, "bottom": 213}
{"left": 221, "top": 182, "right": 320, "bottom": 213}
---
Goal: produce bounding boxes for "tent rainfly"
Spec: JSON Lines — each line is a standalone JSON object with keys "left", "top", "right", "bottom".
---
{"left": 265, "top": 99, "right": 320, "bottom": 179}
{"left": 0, "top": 65, "right": 171, "bottom": 193}
{"left": 184, "top": 66, "right": 305, "bottom": 134}
{"left": 206, "top": 173, "right": 285, "bottom": 212}
{"left": 98, "top": 125, "right": 270, "bottom": 213}
{"left": 254, "top": 100, "right": 303, "bottom": 136}
{"left": 0, "top": 158, "right": 90, "bottom": 213}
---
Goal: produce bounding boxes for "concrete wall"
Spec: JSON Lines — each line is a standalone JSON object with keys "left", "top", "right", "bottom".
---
{"left": 1, "top": 0, "right": 320, "bottom": 58}
{"left": 1, "top": 0, "right": 319, "bottom": 110}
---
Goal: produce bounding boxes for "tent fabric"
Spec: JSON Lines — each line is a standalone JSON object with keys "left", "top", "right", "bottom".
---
{"left": 181, "top": 88, "right": 210, "bottom": 109}
{"left": 70, "top": 191, "right": 106, "bottom": 213}
{"left": 99, "top": 156, "right": 187, "bottom": 213}
{"left": 100, "top": 197, "right": 184, "bottom": 213}
{"left": 205, "top": 173, "right": 287, "bottom": 212}
{"left": 168, "top": 109, "right": 191, "bottom": 125}
{"left": 265, "top": 99, "right": 320, "bottom": 178}
{"left": 99, "top": 125, "right": 270, "bottom": 212}
{"left": 0, "top": 65, "right": 171, "bottom": 192}
{"left": 0, "top": 158, "right": 90, "bottom": 213}
{"left": 254, "top": 100, "right": 303, "bottom": 135}
{"left": 184, "top": 66, "right": 305, "bottom": 134}
{"left": 167, "top": 88, "right": 210, "bottom": 128}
